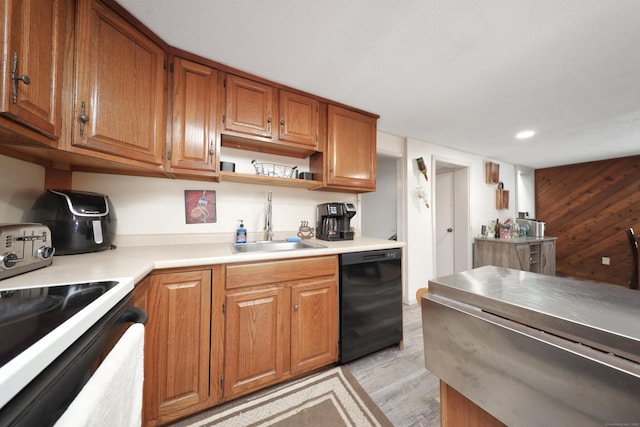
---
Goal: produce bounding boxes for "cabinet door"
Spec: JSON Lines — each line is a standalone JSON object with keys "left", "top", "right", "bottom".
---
{"left": 224, "top": 74, "right": 273, "bottom": 138}
{"left": 170, "top": 58, "right": 218, "bottom": 173}
{"left": 291, "top": 278, "right": 338, "bottom": 375}
{"left": 474, "top": 240, "right": 531, "bottom": 271}
{"left": 513, "top": 244, "right": 532, "bottom": 271}
{"left": 278, "top": 90, "right": 318, "bottom": 148}
{"left": 540, "top": 240, "right": 556, "bottom": 275}
{"left": 474, "top": 240, "right": 514, "bottom": 268}
{"left": 0, "top": 0, "right": 64, "bottom": 138}
{"left": 139, "top": 270, "right": 212, "bottom": 425}
{"left": 73, "top": 0, "right": 165, "bottom": 165}
{"left": 326, "top": 105, "right": 376, "bottom": 190}
{"left": 224, "top": 286, "right": 287, "bottom": 398}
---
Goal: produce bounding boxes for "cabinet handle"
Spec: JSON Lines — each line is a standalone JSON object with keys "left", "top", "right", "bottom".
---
{"left": 267, "top": 112, "right": 272, "bottom": 132}
{"left": 209, "top": 140, "right": 214, "bottom": 158}
{"left": 11, "top": 52, "right": 31, "bottom": 104}
{"left": 280, "top": 118, "right": 285, "bottom": 127}
{"left": 79, "top": 101, "right": 90, "bottom": 137}
{"left": 294, "top": 304, "right": 299, "bottom": 311}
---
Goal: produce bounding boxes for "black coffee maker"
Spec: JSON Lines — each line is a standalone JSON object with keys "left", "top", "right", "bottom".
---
{"left": 316, "top": 202, "right": 356, "bottom": 241}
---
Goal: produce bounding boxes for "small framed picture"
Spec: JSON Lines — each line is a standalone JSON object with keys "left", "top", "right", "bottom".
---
{"left": 486, "top": 162, "right": 500, "bottom": 184}
{"left": 185, "top": 190, "right": 216, "bottom": 224}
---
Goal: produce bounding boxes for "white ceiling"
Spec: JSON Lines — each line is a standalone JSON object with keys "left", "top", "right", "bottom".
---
{"left": 117, "top": 0, "right": 640, "bottom": 169}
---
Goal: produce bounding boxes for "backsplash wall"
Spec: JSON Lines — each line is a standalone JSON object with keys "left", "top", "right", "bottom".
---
{"left": 73, "top": 171, "right": 358, "bottom": 241}
{"left": 0, "top": 153, "right": 358, "bottom": 243}
{"left": 0, "top": 154, "right": 45, "bottom": 223}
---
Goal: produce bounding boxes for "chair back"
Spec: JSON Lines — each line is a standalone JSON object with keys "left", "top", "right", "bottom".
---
{"left": 626, "top": 227, "right": 639, "bottom": 290}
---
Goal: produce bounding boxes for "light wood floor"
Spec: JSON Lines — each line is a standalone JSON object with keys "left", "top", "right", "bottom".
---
{"left": 347, "top": 303, "right": 441, "bottom": 427}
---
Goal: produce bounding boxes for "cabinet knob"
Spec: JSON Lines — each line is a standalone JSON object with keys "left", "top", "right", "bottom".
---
{"left": 79, "top": 101, "right": 90, "bottom": 137}
{"left": 11, "top": 52, "right": 31, "bottom": 103}
{"left": 294, "top": 304, "right": 299, "bottom": 311}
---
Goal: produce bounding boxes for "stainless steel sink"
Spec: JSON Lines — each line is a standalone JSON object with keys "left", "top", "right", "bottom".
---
{"left": 231, "top": 240, "right": 326, "bottom": 254}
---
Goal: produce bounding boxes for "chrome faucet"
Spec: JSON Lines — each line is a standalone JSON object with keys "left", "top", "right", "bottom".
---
{"left": 264, "top": 191, "right": 273, "bottom": 241}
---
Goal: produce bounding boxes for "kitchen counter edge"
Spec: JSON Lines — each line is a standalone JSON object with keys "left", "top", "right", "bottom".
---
{"left": 474, "top": 236, "right": 557, "bottom": 243}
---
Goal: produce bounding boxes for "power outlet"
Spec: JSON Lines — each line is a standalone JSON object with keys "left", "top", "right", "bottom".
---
{"left": 602, "top": 257, "right": 611, "bottom": 265}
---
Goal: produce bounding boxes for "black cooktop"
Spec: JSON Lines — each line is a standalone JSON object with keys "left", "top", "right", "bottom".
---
{"left": 0, "top": 281, "right": 118, "bottom": 368}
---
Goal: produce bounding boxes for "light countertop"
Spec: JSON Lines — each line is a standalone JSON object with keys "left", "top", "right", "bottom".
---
{"left": 0, "top": 236, "right": 404, "bottom": 290}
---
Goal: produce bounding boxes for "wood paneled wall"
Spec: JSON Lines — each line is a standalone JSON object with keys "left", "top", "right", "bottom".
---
{"left": 535, "top": 155, "right": 640, "bottom": 287}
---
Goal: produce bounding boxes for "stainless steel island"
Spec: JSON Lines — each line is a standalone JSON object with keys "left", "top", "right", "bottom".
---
{"left": 421, "top": 265, "right": 640, "bottom": 427}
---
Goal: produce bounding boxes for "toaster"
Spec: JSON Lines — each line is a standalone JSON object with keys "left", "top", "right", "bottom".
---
{"left": 0, "top": 223, "right": 54, "bottom": 280}
{"left": 28, "top": 190, "right": 117, "bottom": 255}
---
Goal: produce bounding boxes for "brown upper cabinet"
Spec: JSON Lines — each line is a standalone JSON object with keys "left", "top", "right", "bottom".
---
{"left": 168, "top": 57, "right": 219, "bottom": 178}
{"left": 221, "top": 74, "right": 319, "bottom": 158}
{"left": 0, "top": 0, "right": 378, "bottom": 192}
{"left": 310, "top": 105, "right": 377, "bottom": 192}
{"left": 69, "top": 0, "right": 166, "bottom": 167}
{"left": 223, "top": 74, "right": 274, "bottom": 139}
{"left": 0, "top": 0, "right": 65, "bottom": 140}
{"left": 278, "top": 89, "right": 319, "bottom": 149}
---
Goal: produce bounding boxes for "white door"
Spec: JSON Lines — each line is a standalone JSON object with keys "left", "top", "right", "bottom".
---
{"left": 436, "top": 171, "right": 454, "bottom": 277}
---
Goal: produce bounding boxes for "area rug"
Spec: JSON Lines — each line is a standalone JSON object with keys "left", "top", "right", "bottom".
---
{"left": 170, "top": 366, "right": 393, "bottom": 427}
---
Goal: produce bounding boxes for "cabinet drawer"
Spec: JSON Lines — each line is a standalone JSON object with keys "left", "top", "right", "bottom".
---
{"left": 225, "top": 255, "right": 338, "bottom": 289}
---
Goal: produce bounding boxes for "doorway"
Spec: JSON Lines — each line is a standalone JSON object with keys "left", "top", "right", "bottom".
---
{"left": 434, "top": 160, "right": 470, "bottom": 277}
{"left": 361, "top": 154, "right": 402, "bottom": 241}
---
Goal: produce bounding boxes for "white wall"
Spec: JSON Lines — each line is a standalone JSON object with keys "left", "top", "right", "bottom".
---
{"left": 404, "top": 138, "right": 517, "bottom": 304}
{"left": 516, "top": 165, "right": 536, "bottom": 218}
{"left": 0, "top": 155, "right": 44, "bottom": 223}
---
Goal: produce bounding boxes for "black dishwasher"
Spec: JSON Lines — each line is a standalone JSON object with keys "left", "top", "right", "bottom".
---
{"left": 339, "top": 248, "right": 403, "bottom": 363}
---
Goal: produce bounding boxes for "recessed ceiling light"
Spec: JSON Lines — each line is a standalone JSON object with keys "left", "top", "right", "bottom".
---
{"left": 516, "top": 130, "right": 535, "bottom": 139}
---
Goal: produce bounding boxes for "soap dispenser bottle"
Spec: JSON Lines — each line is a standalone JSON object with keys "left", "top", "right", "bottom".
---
{"left": 236, "top": 220, "right": 247, "bottom": 244}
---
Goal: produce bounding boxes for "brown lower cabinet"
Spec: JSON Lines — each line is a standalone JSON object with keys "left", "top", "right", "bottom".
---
{"left": 224, "top": 255, "right": 338, "bottom": 398}
{"left": 134, "top": 266, "right": 224, "bottom": 427}
{"left": 135, "top": 256, "right": 338, "bottom": 426}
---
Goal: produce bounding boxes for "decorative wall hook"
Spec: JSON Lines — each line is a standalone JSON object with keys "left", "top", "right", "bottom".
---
{"left": 414, "top": 186, "right": 430, "bottom": 208}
